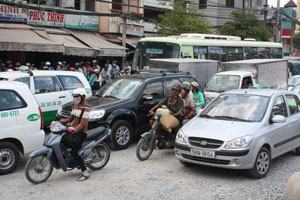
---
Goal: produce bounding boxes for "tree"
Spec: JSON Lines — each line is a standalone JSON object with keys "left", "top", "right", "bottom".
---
{"left": 156, "top": 2, "right": 211, "bottom": 35}
{"left": 294, "top": 32, "right": 300, "bottom": 50}
{"left": 219, "top": 11, "right": 272, "bottom": 41}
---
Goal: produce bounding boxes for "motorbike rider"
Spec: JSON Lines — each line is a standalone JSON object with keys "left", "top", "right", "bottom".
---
{"left": 180, "top": 82, "right": 196, "bottom": 124}
{"left": 190, "top": 81, "right": 205, "bottom": 111}
{"left": 148, "top": 80, "right": 184, "bottom": 128}
{"left": 59, "top": 88, "right": 90, "bottom": 181}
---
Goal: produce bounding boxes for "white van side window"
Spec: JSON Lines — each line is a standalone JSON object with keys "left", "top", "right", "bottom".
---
{"left": 57, "top": 75, "right": 84, "bottom": 90}
{"left": 0, "top": 90, "right": 26, "bottom": 112}
{"left": 34, "top": 76, "right": 62, "bottom": 94}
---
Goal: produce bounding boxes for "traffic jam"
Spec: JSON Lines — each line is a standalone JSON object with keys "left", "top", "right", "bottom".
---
{"left": 1, "top": 32, "right": 300, "bottom": 198}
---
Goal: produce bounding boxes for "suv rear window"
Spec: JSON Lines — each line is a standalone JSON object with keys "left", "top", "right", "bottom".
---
{"left": 57, "top": 75, "right": 84, "bottom": 90}
{"left": 0, "top": 90, "right": 27, "bottom": 112}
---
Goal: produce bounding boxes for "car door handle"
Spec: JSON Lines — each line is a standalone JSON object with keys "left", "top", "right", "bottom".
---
{"left": 59, "top": 96, "right": 66, "bottom": 99}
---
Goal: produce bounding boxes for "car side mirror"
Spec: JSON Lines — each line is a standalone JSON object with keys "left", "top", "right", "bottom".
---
{"left": 271, "top": 115, "right": 286, "bottom": 123}
{"left": 143, "top": 94, "right": 153, "bottom": 101}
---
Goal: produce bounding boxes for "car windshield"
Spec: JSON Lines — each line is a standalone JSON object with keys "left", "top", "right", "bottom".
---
{"left": 96, "top": 79, "right": 143, "bottom": 100}
{"left": 200, "top": 94, "right": 269, "bottom": 122}
{"left": 206, "top": 75, "right": 240, "bottom": 93}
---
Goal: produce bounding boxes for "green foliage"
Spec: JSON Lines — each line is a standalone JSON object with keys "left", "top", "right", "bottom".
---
{"left": 294, "top": 32, "right": 300, "bottom": 50}
{"left": 156, "top": 2, "right": 211, "bottom": 35}
{"left": 219, "top": 11, "right": 272, "bottom": 41}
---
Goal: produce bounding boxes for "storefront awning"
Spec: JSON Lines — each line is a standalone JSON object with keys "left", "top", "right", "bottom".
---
{"left": 72, "top": 31, "right": 126, "bottom": 57}
{"left": 48, "top": 33, "right": 95, "bottom": 57}
{"left": 0, "top": 24, "right": 63, "bottom": 53}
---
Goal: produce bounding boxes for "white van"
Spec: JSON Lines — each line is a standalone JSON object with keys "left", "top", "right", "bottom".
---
{"left": 0, "top": 71, "right": 92, "bottom": 126}
{"left": 0, "top": 81, "right": 45, "bottom": 174}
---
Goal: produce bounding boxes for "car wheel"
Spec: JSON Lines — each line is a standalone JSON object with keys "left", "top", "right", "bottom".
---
{"left": 110, "top": 120, "right": 133, "bottom": 150}
{"left": 0, "top": 142, "right": 20, "bottom": 175}
{"left": 247, "top": 147, "right": 271, "bottom": 179}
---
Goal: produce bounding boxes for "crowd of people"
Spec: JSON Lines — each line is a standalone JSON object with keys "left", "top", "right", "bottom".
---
{"left": 0, "top": 59, "right": 132, "bottom": 91}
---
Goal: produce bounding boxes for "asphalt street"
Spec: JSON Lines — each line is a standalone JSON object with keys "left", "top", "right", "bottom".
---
{"left": 1, "top": 144, "right": 300, "bottom": 200}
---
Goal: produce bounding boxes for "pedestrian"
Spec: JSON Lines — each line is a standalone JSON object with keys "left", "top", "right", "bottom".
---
{"left": 6, "top": 60, "right": 14, "bottom": 71}
{"left": 15, "top": 62, "right": 21, "bottom": 70}
{"left": 62, "top": 61, "right": 68, "bottom": 71}
{"left": 99, "top": 63, "right": 110, "bottom": 87}
{"left": 44, "top": 61, "right": 53, "bottom": 70}
{"left": 86, "top": 66, "right": 96, "bottom": 89}
{"left": 121, "top": 61, "right": 131, "bottom": 75}
{"left": 79, "top": 61, "right": 86, "bottom": 74}
{"left": 56, "top": 62, "right": 62, "bottom": 71}
{"left": 92, "top": 60, "right": 100, "bottom": 78}
{"left": 0, "top": 62, "right": 5, "bottom": 72}
{"left": 109, "top": 60, "right": 120, "bottom": 79}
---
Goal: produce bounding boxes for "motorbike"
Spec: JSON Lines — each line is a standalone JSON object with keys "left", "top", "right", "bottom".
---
{"left": 136, "top": 114, "right": 176, "bottom": 161}
{"left": 25, "top": 122, "right": 111, "bottom": 184}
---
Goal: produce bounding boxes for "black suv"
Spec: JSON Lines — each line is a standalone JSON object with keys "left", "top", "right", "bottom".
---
{"left": 57, "top": 72, "right": 198, "bottom": 150}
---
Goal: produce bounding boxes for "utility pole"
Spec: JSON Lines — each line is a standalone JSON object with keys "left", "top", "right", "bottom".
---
{"left": 122, "top": 15, "right": 127, "bottom": 48}
{"left": 276, "top": 0, "right": 281, "bottom": 42}
{"left": 242, "top": 0, "right": 245, "bottom": 14}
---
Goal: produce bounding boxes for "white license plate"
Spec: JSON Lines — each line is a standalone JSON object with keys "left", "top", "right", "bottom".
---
{"left": 191, "top": 148, "right": 215, "bottom": 158}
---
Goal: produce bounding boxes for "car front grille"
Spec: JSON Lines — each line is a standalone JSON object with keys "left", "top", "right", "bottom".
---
{"left": 182, "top": 154, "right": 230, "bottom": 165}
{"left": 188, "top": 137, "right": 223, "bottom": 149}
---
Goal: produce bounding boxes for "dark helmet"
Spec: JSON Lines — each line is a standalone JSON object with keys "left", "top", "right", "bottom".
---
{"left": 182, "top": 81, "right": 191, "bottom": 92}
{"left": 171, "top": 80, "right": 182, "bottom": 92}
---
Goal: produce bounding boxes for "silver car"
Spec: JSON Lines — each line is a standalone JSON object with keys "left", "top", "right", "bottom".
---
{"left": 175, "top": 89, "right": 300, "bottom": 178}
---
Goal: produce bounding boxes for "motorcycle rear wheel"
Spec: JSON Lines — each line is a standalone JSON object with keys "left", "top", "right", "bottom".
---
{"left": 87, "top": 143, "right": 110, "bottom": 170}
{"left": 136, "top": 137, "right": 154, "bottom": 161}
{"left": 25, "top": 156, "right": 53, "bottom": 184}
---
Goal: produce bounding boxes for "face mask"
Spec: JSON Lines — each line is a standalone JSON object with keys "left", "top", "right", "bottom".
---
{"left": 74, "top": 97, "right": 81, "bottom": 105}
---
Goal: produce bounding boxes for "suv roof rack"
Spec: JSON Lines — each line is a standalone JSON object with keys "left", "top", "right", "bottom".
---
{"left": 140, "top": 68, "right": 190, "bottom": 76}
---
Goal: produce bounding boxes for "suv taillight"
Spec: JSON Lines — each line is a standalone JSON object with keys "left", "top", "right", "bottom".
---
{"left": 38, "top": 107, "right": 44, "bottom": 129}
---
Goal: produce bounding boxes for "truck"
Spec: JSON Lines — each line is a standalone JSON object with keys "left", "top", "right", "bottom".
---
{"left": 205, "top": 59, "right": 288, "bottom": 102}
{"left": 148, "top": 58, "right": 219, "bottom": 90}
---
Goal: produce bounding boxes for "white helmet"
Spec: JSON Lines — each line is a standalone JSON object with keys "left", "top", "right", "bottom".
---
{"left": 45, "top": 61, "right": 51, "bottom": 66}
{"left": 72, "top": 88, "right": 86, "bottom": 97}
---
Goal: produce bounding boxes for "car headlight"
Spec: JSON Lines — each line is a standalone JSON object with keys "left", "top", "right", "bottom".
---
{"left": 224, "top": 136, "right": 253, "bottom": 149}
{"left": 89, "top": 110, "right": 105, "bottom": 120}
{"left": 176, "top": 129, "right": 187, "bottom": 144}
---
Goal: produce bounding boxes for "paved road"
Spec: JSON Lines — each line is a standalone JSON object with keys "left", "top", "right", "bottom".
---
{"left": 1, "top": 144, "right": 300, "bottom": 200}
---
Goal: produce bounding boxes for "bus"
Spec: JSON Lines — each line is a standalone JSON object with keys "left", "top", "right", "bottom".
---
{"left": 132, "top": 34, "right": 283, "bottom": 71}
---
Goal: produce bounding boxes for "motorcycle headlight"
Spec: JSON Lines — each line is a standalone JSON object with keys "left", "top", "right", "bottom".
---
{"left": 176, "top": 129, "right": 187, "bottom": 144}
{"left": 89, "top": 110, "right": 105, "bottom": 120}
{"left": 224, "top": 136, "right": 253, "bottom": 149}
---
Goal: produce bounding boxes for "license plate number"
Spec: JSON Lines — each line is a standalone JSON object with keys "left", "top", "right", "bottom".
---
{"left": 191, "top": 148, "right": 215, "bottom": 158}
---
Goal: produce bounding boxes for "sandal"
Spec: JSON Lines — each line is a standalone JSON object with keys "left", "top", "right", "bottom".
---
{"left": 77, "top": 171, "right": 89, "bottom": 181}
{"left": 77, "top": 174, "right": 89, "bottom": 181}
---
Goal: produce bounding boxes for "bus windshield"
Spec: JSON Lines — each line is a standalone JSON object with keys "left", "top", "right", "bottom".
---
{"left": 132, "top": 41, "right": 180, "bottom": 71}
